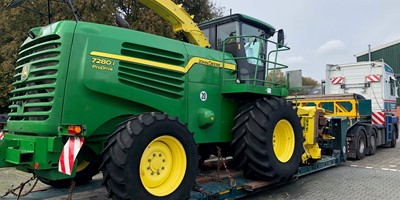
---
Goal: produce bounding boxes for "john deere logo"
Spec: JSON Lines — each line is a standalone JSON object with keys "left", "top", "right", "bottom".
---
{"left": 21, "top": 64, "right": 30, "bottom": 81}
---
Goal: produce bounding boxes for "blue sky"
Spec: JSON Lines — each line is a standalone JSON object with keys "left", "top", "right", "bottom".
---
{"left": 213, "top": 0, "right": 400, "bottom": 81}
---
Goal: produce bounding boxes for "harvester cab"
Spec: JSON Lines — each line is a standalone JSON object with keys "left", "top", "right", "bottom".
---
{"left": 199, "top": 14, "right": 288, "bottom": 86}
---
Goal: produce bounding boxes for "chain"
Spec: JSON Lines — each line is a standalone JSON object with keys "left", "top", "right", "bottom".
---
{"left": 66, "top": 179, "right": 76, "bottom": 200}
{"left": 0, "top": 175, "right": 38, "bottom": 199}
{"left": 216, "top": 146, "right": 236, "bottom": 187}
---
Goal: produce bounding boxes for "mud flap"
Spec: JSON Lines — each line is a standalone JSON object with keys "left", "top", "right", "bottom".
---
{"left": 58, "top": 137, "right": 84, "bottom": 175}
{"left": 0, "top": 131, "right": 4, "bottom": 140}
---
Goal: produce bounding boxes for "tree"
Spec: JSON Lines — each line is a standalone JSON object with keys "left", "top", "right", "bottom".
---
{"left": 116, "top": 0, "right": 222, "bottom": 38}
{"left": 302, "top": 76, "right": 318, "bottom": 86}
{"left": 266, "top": 69, "right": 319, "bottom": 95}
{"left": 0, "top": 0, "right": 222, "bottom": 113}
{"left": 267, "top": 69, "right": 286, "bottom": 85}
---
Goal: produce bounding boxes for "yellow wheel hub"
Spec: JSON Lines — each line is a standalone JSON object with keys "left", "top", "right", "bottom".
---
{"left": 76, "top": 160, "right": 90, "bottom": 172}
{"left": 139, "top": 136, "right": 186, "bottom": 197}
{"left": 273, "top": 119, "right": 295, "bottom": 163}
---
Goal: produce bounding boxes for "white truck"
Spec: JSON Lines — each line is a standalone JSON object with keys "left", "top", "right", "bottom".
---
{"left": 325, "top": 60, "right": 398, "bottom": 150}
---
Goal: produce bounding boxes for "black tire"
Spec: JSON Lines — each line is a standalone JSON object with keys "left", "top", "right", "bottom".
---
{"left": 38, "top": 159, "right": 101, "bottom": 188}
{"left": 101, "top": 112, "right": 198, "bottom": 200}
{"left": 354, "top": 126, "right": 367, "bottom": 160}
{"left": 365, "top": 125, "right": 377, "bottom": 156}
{"left": 391, "top": 126, "right": 397, "bottom": 148}
{"left": 231, "top": 97, "right": 303, "bottom": 182}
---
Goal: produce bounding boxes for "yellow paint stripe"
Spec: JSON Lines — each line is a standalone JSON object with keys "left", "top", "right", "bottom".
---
{"left": 90, "top": 51, "right": 236, "bottom": 73}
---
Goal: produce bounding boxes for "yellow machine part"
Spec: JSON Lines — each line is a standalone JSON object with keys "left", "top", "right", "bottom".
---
{"left": 293, "top": 94, "right": 359, "bottom": 118}
{"left": 138, "top": 0, "right": 211, "bottom": 48}
{"left": 297, "top": 106, "right": 322, "bottom": 164}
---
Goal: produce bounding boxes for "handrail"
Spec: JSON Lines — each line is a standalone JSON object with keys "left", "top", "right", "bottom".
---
{"left": 221, "top": 35, "right": 289, "bottom": 87}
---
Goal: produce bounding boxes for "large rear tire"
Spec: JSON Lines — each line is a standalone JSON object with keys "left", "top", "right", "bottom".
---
{"left": 101, "top": 113, "right": 198, "bottom": 200}
{"left": 231, "top": 97, "right": 303, "bottom": 182}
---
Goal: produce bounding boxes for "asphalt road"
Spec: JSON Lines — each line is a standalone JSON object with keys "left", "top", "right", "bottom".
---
{"left": 1, "top": 143, "right": 400, "bottom": 200}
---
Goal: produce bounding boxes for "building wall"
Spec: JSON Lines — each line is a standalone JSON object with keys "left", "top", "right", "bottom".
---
{"left": 356, "top": 42, "right": 400, "bottom": 105}
{"left": 356, "top": 42, "right": 400, "bottom": 76}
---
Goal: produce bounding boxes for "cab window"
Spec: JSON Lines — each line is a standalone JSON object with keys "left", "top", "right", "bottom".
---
{"left": 242, "top": 24, "right": 266, "bottom": 66}
{"left": 216, "top": 22, "right": 239, "bottom": 48}
{"left": 390, "top": 77, "right": 396, "bottom": 96}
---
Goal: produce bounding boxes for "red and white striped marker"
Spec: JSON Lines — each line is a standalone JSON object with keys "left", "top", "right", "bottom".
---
{"left": 331, "top": 77, "right": 343, "bottom": 84}
{"left": 58, "top": 137, "right": 84, "bottom": 175}
{"left": 372, "top": 112, "right": 385, "bottom": 125}
{"left": 367, "top": 75, "right": 381, "bottom": 82}
{"left": 0, "top": 131, "right": 5, "bottom": 140}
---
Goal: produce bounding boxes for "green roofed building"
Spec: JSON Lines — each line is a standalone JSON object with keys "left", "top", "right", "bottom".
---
{"left": 355, "top": 39, "right": 400, "bottom": 106}
{"left": 355, "top": 39, "right": 400, "bottom": 77}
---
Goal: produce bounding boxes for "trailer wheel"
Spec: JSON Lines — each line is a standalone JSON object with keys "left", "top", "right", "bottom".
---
{"left": 231, "top": 97, "right": 303, "bottom": 182}
{"left": 391, "top": 126, "right": 397, "bottom": 148}
{"left": 101, "top": 113, "right": 198, "bottom": 200}
{"left": 365, "top": 126, "right": 377, "bottom": 156}
{"left": 355, "top": 126, "right": 367, "bottom": 160}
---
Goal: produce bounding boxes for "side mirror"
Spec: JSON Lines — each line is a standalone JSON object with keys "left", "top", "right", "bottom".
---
{"left": 277, "top": 29, "right": 285, "bottom": 48}
{"left": 116, "top": 13, "right": 130, "bottom": 29}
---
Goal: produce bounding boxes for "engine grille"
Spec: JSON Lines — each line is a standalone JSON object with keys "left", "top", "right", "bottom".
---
{"left": 9, "top": 35, "right": 61, "bottom": 121}
{"left": 118, "top": 42, "right": 185, "bottom": 99}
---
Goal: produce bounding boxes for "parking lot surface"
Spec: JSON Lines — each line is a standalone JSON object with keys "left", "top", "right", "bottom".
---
{"left": 1, "top": 144, "right": 400, "bottom": 199}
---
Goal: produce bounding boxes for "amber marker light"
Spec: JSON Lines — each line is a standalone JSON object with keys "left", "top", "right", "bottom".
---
{"left": 68, "top": 125, "right": 82, "bottom": 135}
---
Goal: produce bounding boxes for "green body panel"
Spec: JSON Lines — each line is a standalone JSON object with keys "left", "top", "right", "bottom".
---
{"left": 222, "top": 84, "right": 288, "bottom": 97}
{"left": 0, "top": 19, "right": 287, "bottom": 180}
{"left": 0, "top": 133, "right": 71, "bottom": 179}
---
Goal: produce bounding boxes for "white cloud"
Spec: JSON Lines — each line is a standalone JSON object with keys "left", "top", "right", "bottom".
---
{"left": 281, "top": 56, "right": 306, "bottom": 66}
{"left": 316, "top": 40, "right": 346, "bottom": 56}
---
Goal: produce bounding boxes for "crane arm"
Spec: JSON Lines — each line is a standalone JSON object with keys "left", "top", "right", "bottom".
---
{"left": 138, "top": 0, "right": 211, "bottom": 48}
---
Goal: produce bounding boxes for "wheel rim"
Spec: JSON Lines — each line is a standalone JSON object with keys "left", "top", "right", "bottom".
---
{"left": 76, "top": 160, "right": 90, "bottom": 172}
{"left": 139, "top": 136, "right": 186, "bottom": 197}
{"left": 273, "top": 119, "right": 295, "bottom": 163}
